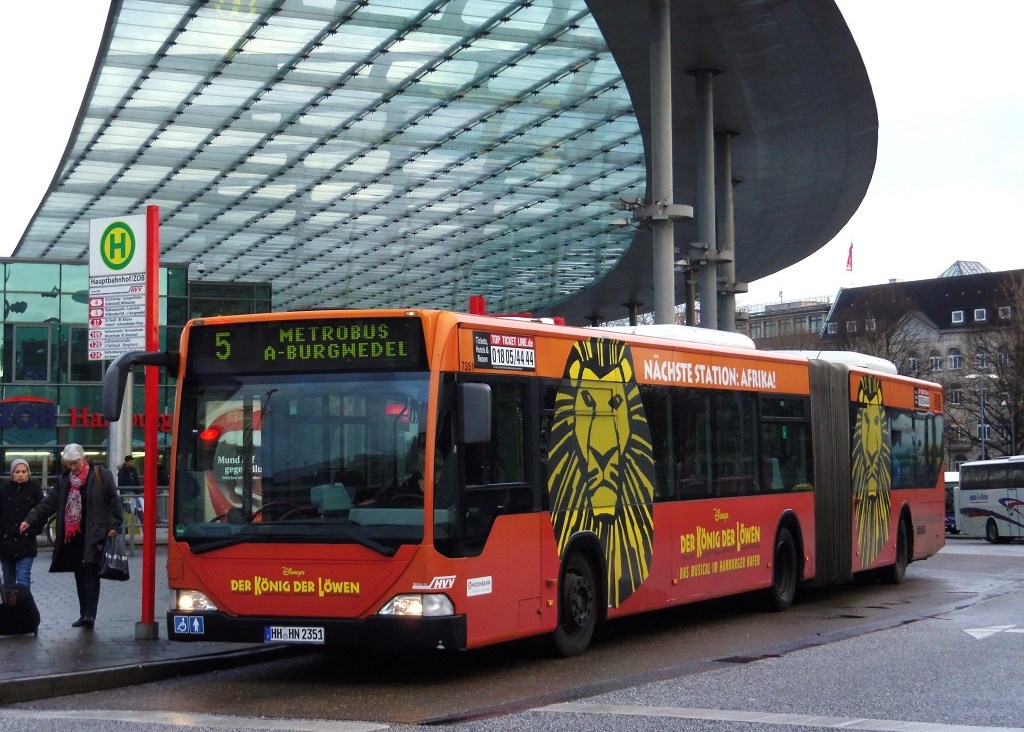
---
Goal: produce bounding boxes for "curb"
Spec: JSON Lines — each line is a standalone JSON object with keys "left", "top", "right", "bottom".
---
{"left": 0, "top": 645, "right": 306, "bottom": 705}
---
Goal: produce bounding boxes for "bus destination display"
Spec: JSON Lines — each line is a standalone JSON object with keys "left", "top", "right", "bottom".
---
{"left": 186, "top": 318, "right": 425, "bottom": 375}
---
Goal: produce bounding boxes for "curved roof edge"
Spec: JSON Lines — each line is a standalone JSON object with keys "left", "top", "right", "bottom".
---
{"left": 538, "top": 0, "right": 877, "bottom": 324}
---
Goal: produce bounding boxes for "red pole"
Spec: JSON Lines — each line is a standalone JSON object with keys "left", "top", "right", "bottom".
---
{"left": 142, "top": 204, "right": 160, "bottom": 631}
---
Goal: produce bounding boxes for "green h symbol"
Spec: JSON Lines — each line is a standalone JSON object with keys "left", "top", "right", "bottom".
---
{"left": 100, "top": 221, "right": 136, "bottom": 270}
{"left": 109, "top": 229, "right": 128, "bottom": 260}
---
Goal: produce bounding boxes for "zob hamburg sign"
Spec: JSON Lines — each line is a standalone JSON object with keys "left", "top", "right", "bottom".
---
{"left": 88, "top": 214, "right": 148, "bottom": 361}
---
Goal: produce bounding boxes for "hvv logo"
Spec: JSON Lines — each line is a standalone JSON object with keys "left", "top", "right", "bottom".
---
{"left": 412, "top": 576, "right": 456, "bottom": 590}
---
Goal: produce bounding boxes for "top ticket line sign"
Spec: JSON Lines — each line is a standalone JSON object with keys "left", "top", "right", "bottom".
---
{"left": 88, "top": 214, "right": 148, "bottom": 361}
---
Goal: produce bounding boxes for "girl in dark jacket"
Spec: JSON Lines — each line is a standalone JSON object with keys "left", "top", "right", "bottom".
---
{"left": 0, "top": 458, "right": 44, "bottom": 588}
{"left": 20, "top": 443, "right": 122, "bottom": 629}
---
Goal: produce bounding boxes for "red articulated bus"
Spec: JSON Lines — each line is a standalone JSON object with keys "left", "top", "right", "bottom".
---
{"left": 104, "top": 309, "right": 945, "bottom": 655}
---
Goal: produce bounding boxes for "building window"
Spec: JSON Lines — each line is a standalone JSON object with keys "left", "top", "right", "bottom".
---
{"left": 975, "top": 351, "right": 989, "bottom": 369}
{"left": 908, "top": 356, "right": 919, "bottom": 372}
{"left": 998, "top": 305, "right": 1012, "bottom": 320}
{"left": 12, "top": 325, "right": 51, "bottom": 382}
{"left": 749, "top": 323, "right": 762, "bottom": 339}
{"left": 949, "top": 387, "right": 962, "bottom": 405}
{"left": 865, "top": 318, "right": 877, "bottom": 332}
{"left": 929, "top": 351, "right": 942, "bottom": 371}
{"left": 974, "top": 308, "right": 987, "bottom": 322}
{"left": 809, "top": 315, "right": 823, "bottom": 334}
{"left": 998, "top": 345, "right": 1010, "bottom": 367}
{"left": 947, "top": 348, "right": 962, "bottom": 370}
{"left": 827, "top": 322, "right": 838, "bottom": 334}
{"left": 846, "top": 320, "right": 857, "bottom": 333}
{"left": 68, "top": 327, "right": 105, "bottom": 383}
{"left": 977, "top": 423, "right": 991, "bottom": 441}
{"left": 951, "top": 310, "right": 964, "bottom": 324}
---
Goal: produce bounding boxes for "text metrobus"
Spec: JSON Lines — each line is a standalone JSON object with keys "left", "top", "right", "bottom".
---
{"left": 104, "top": 309, "right": 945, "bottom": 655}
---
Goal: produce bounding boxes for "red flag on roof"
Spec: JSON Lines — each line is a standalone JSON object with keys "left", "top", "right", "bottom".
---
{"left": 845, "top": 242, "right": 853, "bottom": 272}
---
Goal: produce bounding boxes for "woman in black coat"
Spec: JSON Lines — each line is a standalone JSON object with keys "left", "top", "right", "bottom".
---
{"left": 20, "top": 443, "right": 122, "bottom": 629}
{"left": 0, "top": 458, "right": 44, "bottom": 588}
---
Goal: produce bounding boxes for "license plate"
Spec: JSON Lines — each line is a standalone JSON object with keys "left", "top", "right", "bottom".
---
{"left": 264, "top": 625, "right": 325, "bottom": 644}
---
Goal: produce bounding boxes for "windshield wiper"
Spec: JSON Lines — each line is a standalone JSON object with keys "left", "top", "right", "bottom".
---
{"left": 189, "top": 534, "right": 275, "bottom": 555}
{"left": 187, "top": 529, "right": 396, "bottom": 557}
{"left": 334, "top": 527, "right": 396, "bottom": 557}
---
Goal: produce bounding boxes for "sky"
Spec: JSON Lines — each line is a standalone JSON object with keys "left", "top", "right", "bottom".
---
{"left": 1, "top": 1, "right": 1022, "bottom": 308}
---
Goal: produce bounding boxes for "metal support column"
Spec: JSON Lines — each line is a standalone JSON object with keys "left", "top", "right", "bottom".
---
{"left": 715, "top": 130, "right": 745, "bottom": 331}
{"left": 650, "top": 0, "right": 675, "bottom": 324}
{"left": 623, "top": 301, "right": 641, "bottom": 326}
{"left": 684, "top": 270, "right": 698, "bottom": 325}
{"left": 691, "top": 68, "right": 720, "bottom": 329}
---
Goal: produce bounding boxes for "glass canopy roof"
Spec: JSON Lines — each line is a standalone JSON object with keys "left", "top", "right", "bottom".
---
{"left": 17, "top": 0, "right": 646, "bottom": 314}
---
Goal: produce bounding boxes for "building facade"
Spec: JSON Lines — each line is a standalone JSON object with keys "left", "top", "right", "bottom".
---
{"left": 739, "top": 297, "right": 833, "bottom": 349}
{"left": 821, "top": 262, "right": 1022, "bottom": 469}
{"left": 0, "top": 259, "right": 270, "bottom": 488}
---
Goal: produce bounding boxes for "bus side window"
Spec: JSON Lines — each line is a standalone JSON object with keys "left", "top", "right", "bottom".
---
{"left": 759, "top": 396, "right": 813, "bottom": 492}
{"left": 539, "top": 383, "right": 557, "bottom": 511}
{"left": 639, "top": 385, "right": 672, "bottom": 501}
{"left": 457, "top": 379, "right": 531, "bottom": 552}
{"left": 673, "top": 388, "right": 712, "bottom": 499}
{"left": 713, "top": 392, "right": 758, "bottom": 497}
{"left": 464, "top": 442, "right": 489, "bottom": 486}
{"left": 463, "top": 380, "right": 526, "bottom": 488}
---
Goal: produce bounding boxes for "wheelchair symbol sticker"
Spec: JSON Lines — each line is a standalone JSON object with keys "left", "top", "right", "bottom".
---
{"left": 174, "top": 615, "right": 205, "bottom": 634}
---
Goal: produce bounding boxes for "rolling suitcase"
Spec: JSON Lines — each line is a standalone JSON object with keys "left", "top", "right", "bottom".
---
{"left": 0, "top": 583, "right": 41, "bottom": 636}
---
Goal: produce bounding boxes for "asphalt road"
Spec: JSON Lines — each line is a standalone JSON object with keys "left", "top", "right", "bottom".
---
{"left": 2, "top": 538, "right": 1023, "bottom": 731}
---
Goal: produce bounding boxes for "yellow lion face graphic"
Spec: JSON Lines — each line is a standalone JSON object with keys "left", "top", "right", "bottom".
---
{"left": 851, "top": 375, "right": 891, "bottom": 567}
{"left": 548, "top": 338, "right": 656, "bottom": 607}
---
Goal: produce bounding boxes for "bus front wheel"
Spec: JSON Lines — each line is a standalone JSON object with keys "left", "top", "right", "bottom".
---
{"left": 985, "top": 518, "right": 1008, "bottom": 544}
{"left": 551, "top": 553, "right": 597, "bottom": 657}
{"left": 765, "top": 527, "right": 798, "bottom": 611}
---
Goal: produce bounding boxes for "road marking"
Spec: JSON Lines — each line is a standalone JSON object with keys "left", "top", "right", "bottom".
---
{"left": 964, "top": 624, "right": 1019, "bottom": 639}
{"left": 0, "top": 709, "right": 386, "bottom": 731}
{"left": 535, "top": 702, "right": 1024, "bottom": 731}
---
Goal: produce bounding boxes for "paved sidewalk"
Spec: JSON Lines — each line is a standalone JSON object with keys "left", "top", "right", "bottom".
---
{"left": 0, "top": 534, "right": 291, "bottom": 705}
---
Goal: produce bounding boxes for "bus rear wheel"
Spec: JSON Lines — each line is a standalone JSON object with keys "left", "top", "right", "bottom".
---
{"left": 765, "top": 527, "right": 797, "bottom": 611}
{"left": 880, "top": 518, "right": 908, "bottom": 585}
{"left": 551, "top": 553, "right": 597, "bottom": 657}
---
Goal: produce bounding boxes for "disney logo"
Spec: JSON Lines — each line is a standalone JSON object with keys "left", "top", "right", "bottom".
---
{"left": 713, "top": 508, "right": 729, "bottom": 522}
{"left": 281, "top": 567, "right": 306, "bottom": 577}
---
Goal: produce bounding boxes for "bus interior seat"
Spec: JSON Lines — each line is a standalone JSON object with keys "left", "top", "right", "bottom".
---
{"left": 716, "top": 476, "right": 752, "bottom": 497}
{"left": 678, "top": 477, "right": 709, "bottom": 499}
{"left": 311, "top": 483, "right": 352, "bottom": 513}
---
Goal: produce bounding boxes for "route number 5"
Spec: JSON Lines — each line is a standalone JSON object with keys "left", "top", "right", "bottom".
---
{"left": 215, "top": 332, "right": 231, "bottom": 361}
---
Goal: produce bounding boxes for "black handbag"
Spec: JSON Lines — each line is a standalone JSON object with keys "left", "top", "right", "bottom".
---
{"left": 98, "top": 534, "right": 130, "bottom": 581}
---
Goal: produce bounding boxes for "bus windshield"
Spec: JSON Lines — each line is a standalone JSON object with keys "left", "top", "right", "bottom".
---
{"left": 172, "top": 371, "right": 431, "bottom": 552}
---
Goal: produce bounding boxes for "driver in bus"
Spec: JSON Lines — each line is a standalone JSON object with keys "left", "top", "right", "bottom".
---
{"left": 361, "top": 444, "right": 443, "bottom": 507}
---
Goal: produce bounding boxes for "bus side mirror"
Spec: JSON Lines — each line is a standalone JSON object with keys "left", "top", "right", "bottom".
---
{"left": 457, "top": 382, "right": 491, "bottom": 445}
{"left": 102, "top": 350, "right": 180, "bottom": 420}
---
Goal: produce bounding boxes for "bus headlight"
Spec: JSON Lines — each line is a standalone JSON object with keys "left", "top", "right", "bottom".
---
{"left": 378, "top": 594, "right": 453, "bottom": 617}
{"left": 174, "top": 589, "right": 218, "bottom": 612}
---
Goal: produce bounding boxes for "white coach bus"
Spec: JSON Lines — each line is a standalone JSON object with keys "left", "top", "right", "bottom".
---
{"left": 956, "top": 457, "right": 1024, "bottom": 543}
